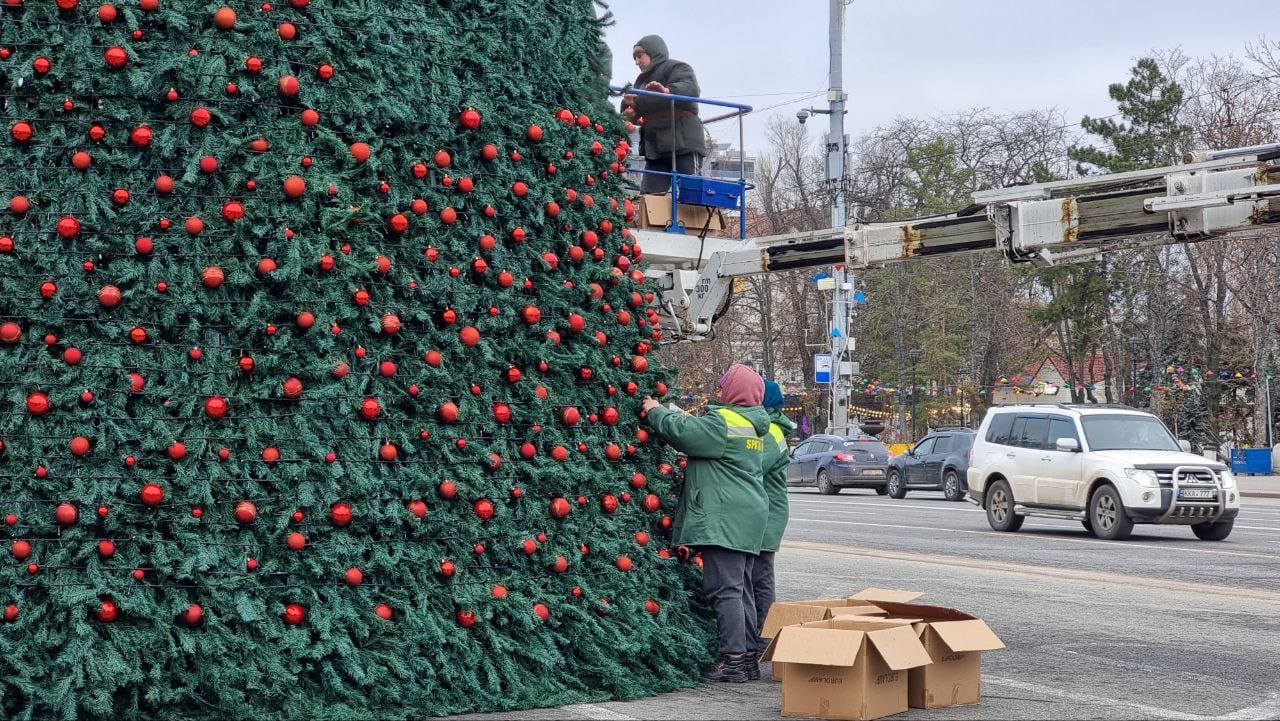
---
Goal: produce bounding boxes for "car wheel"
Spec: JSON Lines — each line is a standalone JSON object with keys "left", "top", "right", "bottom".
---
{"left": 942, "top": 470, "right": 965, "bottom": 502}
{"left": 1191, "top": 518, "right": 1234, "bottom": 541}
{"left": 984, "top": 479, "right": 1023, "bottom": 532}
{"left": 886, "top": 470, "right": 907, "bottom": 499}
{"left": 873, "top": 484, "right": 889, "bottom": 496}
{"left": 1088, "top": 485, "right": 1134, "bottom": 541}
{"left": 1081, "top": 517, "right": 1095, "bottom": 536}
{"left": 816, "top": 469, "right": 840, "bottom": 495}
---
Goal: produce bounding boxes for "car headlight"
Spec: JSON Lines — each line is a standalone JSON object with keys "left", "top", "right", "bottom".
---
{"left": 1124, "top": 468, "right": 1159, "bottom": 488}
{"left": 1220, "top": 470, "right": 1236, "bottom": 489}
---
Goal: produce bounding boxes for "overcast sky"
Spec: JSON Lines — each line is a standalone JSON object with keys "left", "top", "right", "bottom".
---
{"left": 602, "top": 0, "right": 1273, "bottom": 156}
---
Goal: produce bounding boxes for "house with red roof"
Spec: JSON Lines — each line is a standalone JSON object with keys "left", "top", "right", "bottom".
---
{"left": 992, "top": 353, "right": 1121, "bottom": 405}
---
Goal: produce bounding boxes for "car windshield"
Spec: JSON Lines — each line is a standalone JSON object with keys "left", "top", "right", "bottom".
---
{"left": 1080, "top": 414, "right": 1180, "bottom": 451}
{"left": 843, "top": 439, "right": 887, "bottom": 455}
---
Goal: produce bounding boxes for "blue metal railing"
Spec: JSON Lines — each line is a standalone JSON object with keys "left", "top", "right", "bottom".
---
{"left": 611, "top": 85, "right": 753, "bottom": 239}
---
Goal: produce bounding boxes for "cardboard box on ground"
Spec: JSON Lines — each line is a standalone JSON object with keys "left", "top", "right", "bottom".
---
{"left": 631, "top": 194, "right": 725, "bottom": 232}
{"left": 763, "top": 617, "right": 931, "bottom": 721}
{"left": 759, "top": 589, "right": 1006, "bottom": 719}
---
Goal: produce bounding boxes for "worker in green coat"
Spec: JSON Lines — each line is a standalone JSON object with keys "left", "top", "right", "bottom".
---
{"left": 642, "top": 363, "right": 769, "bottom": 683}
{"left": 751, "top": 380, "right": 796, "bottom": 667}
{"left": 620, "top": 34, "right": 708, "bottom": 193}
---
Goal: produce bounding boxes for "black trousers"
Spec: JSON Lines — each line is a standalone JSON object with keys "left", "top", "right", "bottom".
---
{"left": 750, "top": 550, "right": 776, "bottom": 653}
{"left": 641, "top": 153, "right": 699, "bottom": 194}
{"left": 698, "top": 545, "right": 759, "bottom": 655}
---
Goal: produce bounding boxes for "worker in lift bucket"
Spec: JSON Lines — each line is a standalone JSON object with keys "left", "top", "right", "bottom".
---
{"left": 642, "top": 363, "right": 770, "bottom": 683}
{"left": 621, "top": 35, "right": 708, "bottom": 194}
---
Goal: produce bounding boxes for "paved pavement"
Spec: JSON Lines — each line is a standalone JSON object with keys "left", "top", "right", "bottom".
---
{"left": 1237, "top": 474, "right": 1280, "bottom": 498}
{"left": 451, "top": 490, "right": 1280, "bottom": 721}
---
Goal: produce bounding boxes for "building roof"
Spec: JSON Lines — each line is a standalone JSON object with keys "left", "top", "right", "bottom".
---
{"left": 1009, "top": 353, "right": 1108, "bottom": 386}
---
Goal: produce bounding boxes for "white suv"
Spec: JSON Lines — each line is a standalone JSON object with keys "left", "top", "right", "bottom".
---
{"left": 967, "top": 404, "right": 1239, "bottom": 540}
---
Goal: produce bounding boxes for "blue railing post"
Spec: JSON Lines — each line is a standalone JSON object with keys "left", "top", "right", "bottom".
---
{"left": 610, "top": 86, "right": 753, "bottom": 240}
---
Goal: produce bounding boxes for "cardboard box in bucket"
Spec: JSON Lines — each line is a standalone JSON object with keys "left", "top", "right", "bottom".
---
{"left": 863, "top": 600, "right": 1006, "bottom": 709}
{"left": 759, "top": 589, "right": 924, "bottom": 681}
{"left": 632, "top": 193, "right": 725, "bottom": 232}
{"left": 762, "top": 617, "right": 932, "bottom": 721}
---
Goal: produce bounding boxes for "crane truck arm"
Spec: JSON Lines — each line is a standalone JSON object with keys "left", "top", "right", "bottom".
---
{"left": 638, "top": 143, "right": 1280, "bottom": 342}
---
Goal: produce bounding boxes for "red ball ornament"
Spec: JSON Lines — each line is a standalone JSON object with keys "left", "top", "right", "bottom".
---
{"left": 98, "top": 539, "right": 116, "bottom": 557}
{"left": 380, "top": 313, "right": 401, "bottom": 334}
{"left": 262, "top": 446, "right": 280, "bottom": 464}
{"left": 527, "top": 125, "right": 544, "bottom": 142}
{"left": 549, "top": 497, "right": 571, "bottom": 518}
{"left": 104, "top": 46, "right": 128, "bottom": 69}
{"left": 69, "top": 436, "right": 91, "bottom": 456}
{"left": 552, "top": 555, "right": 569, "bottom": 573}
{"left": 317, "top": 63, "right": 335, "bottom": 80}
{"left": 643, "top": 494, "right": 661, "bottom": 513}
{"left": 407, "top": 499, "right": 427, "bottom": 518}
{"left": 97, "top": 600, "right": 119, "bottom": 623}
{"left": 439, "top": 207, "right": 458, "bottom": 224}
{"left": 460, "top": 108, "right": 481, "bottom": 129}
{"left": 615, "top": 555, "right": 633, "bottom": 572}
{"left": 458, "top": 326, "right": 480, "bottom": 346}
{"left": 56, "top": 215, "right": 82, "bottom": 239}
{"left": 561, "top": 407, "right": 580, "bottom": 426}
{"left": 278, "top": 75, "right": 300, "bottom": 96}
{"left": 54, "top": 503, "right": 78, "bottom": 525}
{"left": 601, "top": 494, "right": 619, "bottom": 513}
{"left": 0, "top": 322, "right": 19, "bottom": 343}
{"left": 456, "top": 610, "right": 475, "bottom": 628}
{"left": 473, "top": 499, "right": 494, "bottom": 521}
{"left": 140, "top": 483, "right": 164, "bottom": 506}
{"left": 359, "top": 397, "right": 381, "bottom": 421}
{"left": 25, "top": 392, "right": 50, "bottom": 416}
{"left": 234, "top": 501, "right": 258, "bottom": 524}
{"left": 437, "top": 401, "right": 459, "bottom": 423}
{"left": 204, "top": 395, "right": 228, "bottom": 419}
{"left": 181, "top": 604, "right": 203, "bottom": 626}
{"left": 349, "top": 142, "right": 372, "bottom": 163}
{"left": 286, "top": 532, "right": 306, "bottom": 550}
{"left": 438, "top": 480, "right": 458, "bottom": 500}
{"left": 533, "top": 603, "right": 550, "bottom": 621}
{"left": 213, "top": 6, "right": 236, "bottom": 28}
{"left": 344, "top": 567, "right": 363, "bottom": 586}
{"left": 330, "top": 502, "right": 352, "bottom": 526}
{"left": 374, "top": 603, "right": 393, "bottom": 620}
{"left": 283, "top": 603, "right": 305, "bottom": 625}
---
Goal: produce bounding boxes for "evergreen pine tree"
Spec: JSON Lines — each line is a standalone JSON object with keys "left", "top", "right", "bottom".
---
{"left": 0, "top": 1, "right": 713, "bottom": 717}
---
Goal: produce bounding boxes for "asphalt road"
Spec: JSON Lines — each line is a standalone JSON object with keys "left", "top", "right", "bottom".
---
{"left": 453, "top": 490, "right": 1280, "bottom": 721}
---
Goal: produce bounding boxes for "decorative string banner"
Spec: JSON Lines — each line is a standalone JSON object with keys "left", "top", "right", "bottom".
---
{"left": 0, "top": 1, "right": 716, "bottom": 719}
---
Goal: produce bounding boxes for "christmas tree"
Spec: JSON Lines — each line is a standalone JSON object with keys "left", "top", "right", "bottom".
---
{"left": 0, "top": 1, "right": 714, "bottom": 717}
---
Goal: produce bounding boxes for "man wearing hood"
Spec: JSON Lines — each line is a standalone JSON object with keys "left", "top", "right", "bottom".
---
{"left": 752, "top": 380, "right": 796, "bottom": 671}
{"left": 621, "top": 34, "right": 708, "bottom": 194}
{"left": 642, "top": 363, "right": 770, "bottom": 683}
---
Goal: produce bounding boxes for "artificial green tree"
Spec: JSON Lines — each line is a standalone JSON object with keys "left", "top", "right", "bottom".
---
{"left": 0, "top": 1, "right": 714, "bottom": 717}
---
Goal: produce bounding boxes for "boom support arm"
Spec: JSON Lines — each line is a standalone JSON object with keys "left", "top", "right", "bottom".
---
{"left": 641, "top": 144, "right": 1280, "bottom": 342}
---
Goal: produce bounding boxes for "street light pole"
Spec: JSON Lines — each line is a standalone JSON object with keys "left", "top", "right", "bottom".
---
{"left": 908, "top": 348, "right": 921, "bottom": 441}
{"left": 957, "top": 367, "right": 968, "bottom": 428}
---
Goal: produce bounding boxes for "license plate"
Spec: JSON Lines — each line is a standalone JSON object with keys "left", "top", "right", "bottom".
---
{"left": 1178, "top": 488, "right": 1215, "bottom": 500}
{"left": 861, "top": 469, "right": 883, "bottom": 476}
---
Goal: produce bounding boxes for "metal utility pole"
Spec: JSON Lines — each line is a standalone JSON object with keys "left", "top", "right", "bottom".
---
{"left": 824, "top": 0, "right": 853, "bottom": 436}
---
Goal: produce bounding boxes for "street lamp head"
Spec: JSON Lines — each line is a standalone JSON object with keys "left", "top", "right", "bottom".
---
{"left": 907, "top": 348, "right": 921, "bottom": 361}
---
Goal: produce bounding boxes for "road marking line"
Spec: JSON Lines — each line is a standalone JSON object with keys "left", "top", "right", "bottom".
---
{"left": 562, "top": 703, "right": 638, "bottom": 721}
{"left": 779, "top": 540, "right": 1280, "bottom": 603}
{"left": 1217, "top": 693, "right": 1280, "bottom": 720}
{"left": 985, "top": 677, "right": 1201, "bottom": 719}
{"left": 789, "top": 515, "right": 1279, "bottom": 558}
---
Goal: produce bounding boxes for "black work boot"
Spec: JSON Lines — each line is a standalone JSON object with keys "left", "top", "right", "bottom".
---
{"left": 745, "top": 651, "right": 761, "bottom": 681}
{"left": 700, "top": 652, "right": 749, "bottom": 683}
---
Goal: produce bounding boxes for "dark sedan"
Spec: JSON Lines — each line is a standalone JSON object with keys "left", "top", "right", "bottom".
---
{"left": 786, "top": 434, "right": 891, "bottom": 495}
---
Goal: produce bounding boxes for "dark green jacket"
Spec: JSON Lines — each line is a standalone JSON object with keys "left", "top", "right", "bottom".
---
{"left": 761, "top": 410, "right": 796, "bottom": 552}
{"left": 623, "top": 35, "right": 707, "bottom": 159}
{"left": 645, "top": 403, "right": 770, "bottom": 554}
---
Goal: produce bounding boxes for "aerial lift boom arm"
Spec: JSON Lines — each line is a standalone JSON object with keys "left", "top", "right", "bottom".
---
{"left": 639, "top": 144, "right": 1280, "bottom": 341}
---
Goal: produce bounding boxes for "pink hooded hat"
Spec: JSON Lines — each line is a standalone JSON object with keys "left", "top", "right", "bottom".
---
{"left": 718, "top": 363, "right": 764, "bottom": 407}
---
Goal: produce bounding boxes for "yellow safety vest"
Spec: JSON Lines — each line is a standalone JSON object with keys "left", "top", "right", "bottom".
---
{"left": 716, "top": 407, "right": 764, "bottom": 451}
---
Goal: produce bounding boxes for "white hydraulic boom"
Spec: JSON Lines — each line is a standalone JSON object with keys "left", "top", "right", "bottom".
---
{"left": 638, "top": 143, "right": 1280, "bottom": 342}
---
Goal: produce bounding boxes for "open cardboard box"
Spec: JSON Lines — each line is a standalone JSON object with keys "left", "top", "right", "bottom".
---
{"left": 762, "top": 617, "right": 932, "bottom": 721}
{"left": 760, "top": 589, "right": 924, "bottom": 682}
{"left": 869, "top": 601, "right": 1006, "bottom": 709}
{"left": 631, "top": 193, "right": 725, "bottom": 232}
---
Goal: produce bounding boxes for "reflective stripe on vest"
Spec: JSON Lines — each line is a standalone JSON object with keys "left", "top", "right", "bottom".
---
{"left": 716, "top": 407, "right": 764, "bottom": 452}
{"left": 715, "top": 408, "right": 757, "bottom": 437}
{"left": 768, "top": 422, "right": 787, "bottom": 451}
